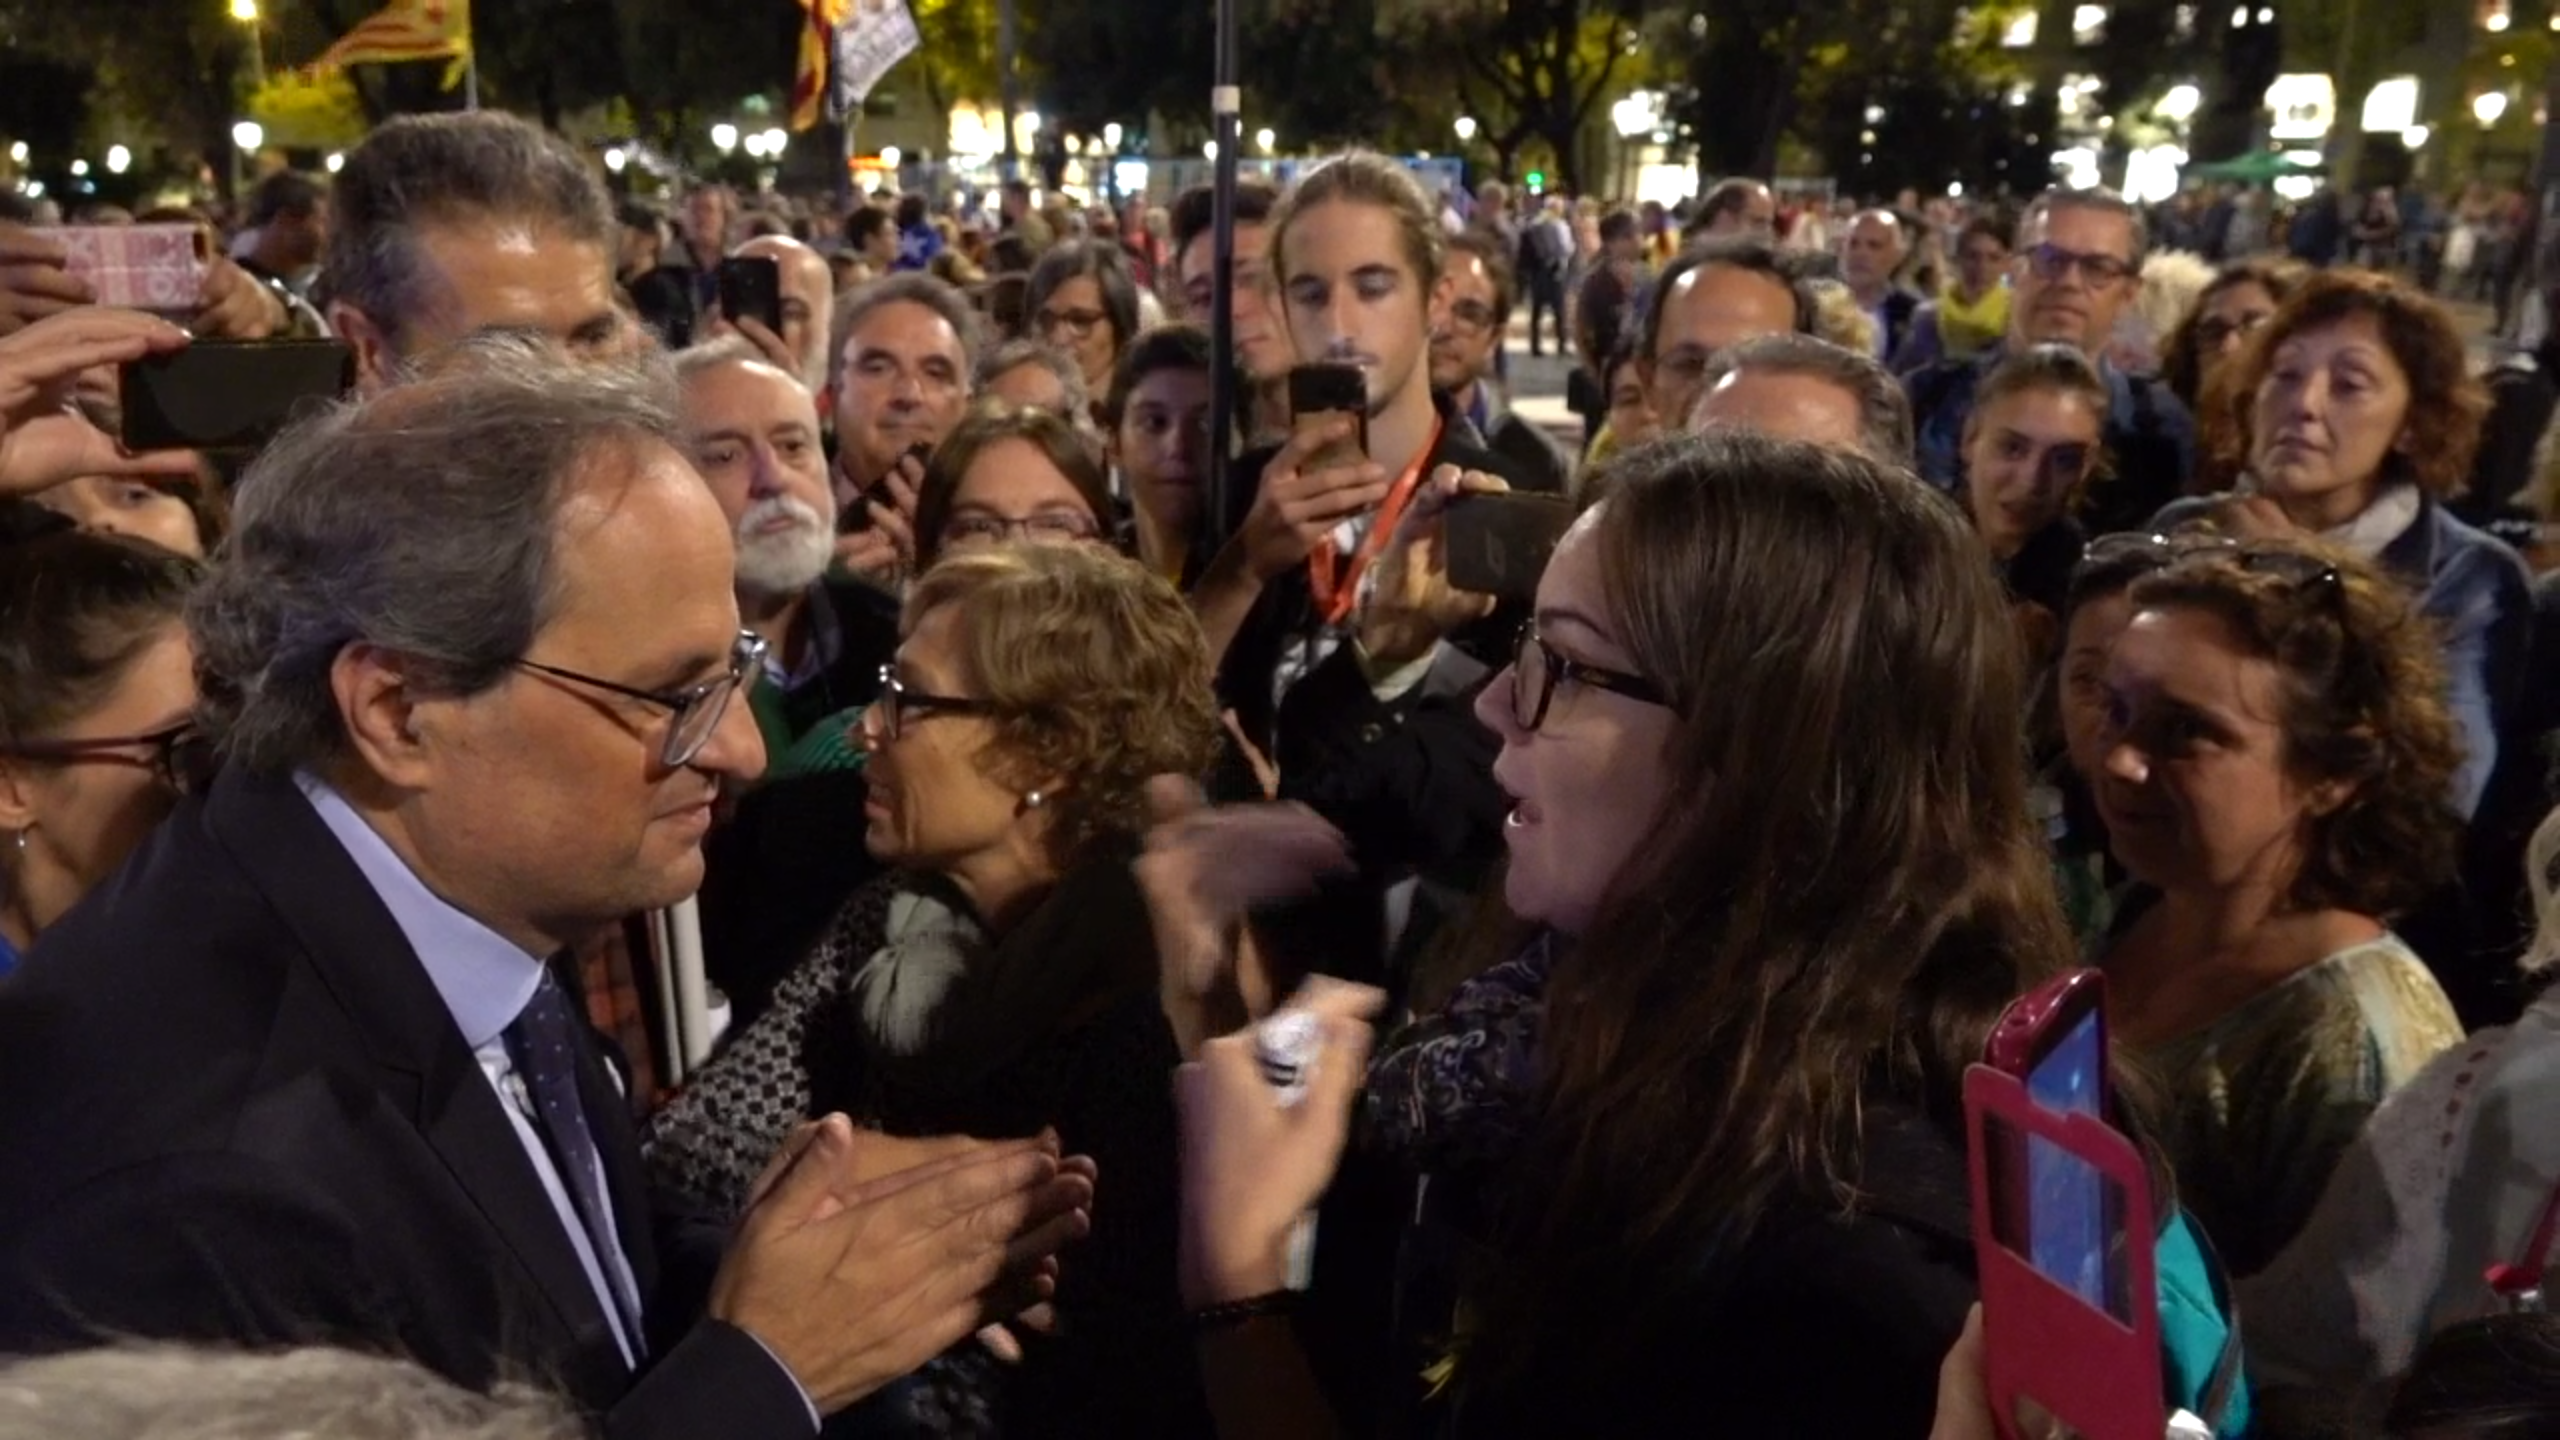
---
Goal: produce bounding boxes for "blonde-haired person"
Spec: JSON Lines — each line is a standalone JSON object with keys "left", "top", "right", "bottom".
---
{"left": 2243, "top": 802, "right": 2560, "bottom": 1437}
{"left": 648, "top": 543, "right": 1223, "bottom": 1437}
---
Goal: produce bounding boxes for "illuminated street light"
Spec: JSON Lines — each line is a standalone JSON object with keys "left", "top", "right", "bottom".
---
{"left": 325, "top": 151, "right": 344, "bottom": 173}
{"left": 1102, "top": 122, "right": 1123, "bottom": 149}
{"left": 761, "top": 128, "right": 787, "bottom": 156}
{"left": 104, "top": 145, "right": 130, "bottom": 175}
{"left": 231, "top": 120, "right": 264, "bottom": 152}
{"left": 7, "top": 141, "right": 25, "bottom": 165}
{"left": 2477, "top": 91, "right": 2511, "bottom": 125}
{"left": 229, "top": 0, "right": 257, "bottom": 19}
{"left": 1454, "top": 115, "right": 1478, "bottom": 142}
{"left": 1203, "top": 139, "right": 1218, "bottom": 160}
{"left": 68, "top": 159, "right": 88, "bottom": 177}
{"left": 710, "top": 122, "right": 739, "bottom": 153}
{"left": 880, "top": 145, "right": 903, "bottom": 168}
{"left": 1256, "top": 126, "right": 1276, "bottom": 152}
{"left": 2488, "top": 9, "right": 2511, "bottom": 29}
{"left": 2158, "top": 82, "right": 2201, "bottom": 121}
{"left": 2403, "top": 125, "right": 2430, "bottom": 148}
{"left": 603, "top": 146, "right": 626, "bottom": 173}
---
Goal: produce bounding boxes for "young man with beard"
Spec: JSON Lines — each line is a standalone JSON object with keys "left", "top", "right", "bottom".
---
{"left": 676, "top": 340, "right": 899, "bottom": 754}
{"left": 1431, "top": 230, "right": 1571, "bottom": 496}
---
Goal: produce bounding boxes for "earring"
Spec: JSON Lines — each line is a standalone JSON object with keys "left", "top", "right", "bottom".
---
{"left": 1024, "top": 790, "right": 1045, "bottom": 810}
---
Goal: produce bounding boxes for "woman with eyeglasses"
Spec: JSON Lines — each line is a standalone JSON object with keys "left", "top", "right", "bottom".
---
{"left": 648, "top": 543, "right": 1223, "bottom": 1436}
{"left": 1151, "top": 433, "right": 2076, "bottom": 1434}
{"left": 2154, "top": 268, "right": 2531, "bottom": 821}
{"left": 2084, "top": 534, "right": 2464, "bottom": 1278}
{"left": 0, "top": 530, "right": 204, "bottom": 977}
{"left": 1025, "top": 242, "right": 1141, "bottom": 417}
{"left": 2156, "top": 257, "right": 2305, "bottom": 415}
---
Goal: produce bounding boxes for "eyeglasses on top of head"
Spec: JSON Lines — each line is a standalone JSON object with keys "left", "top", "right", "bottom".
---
{"left": 1507, "top": 623, "right": 1673, "bottom": 733}
{"left": 511, "top": 630, "right": 769, "bottom": 769}
{"left": 0, "top": 721, "right": 212, "bottom": 793}
{"left": 2075, "top": 531, "right": 2343, "bottom": 593}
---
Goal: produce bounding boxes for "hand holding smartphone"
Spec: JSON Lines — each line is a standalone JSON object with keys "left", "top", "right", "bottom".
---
{"left": 717, "top": 256, "right": 786, "bottom": 337}
{"left": 119, "top": 339, "right": 356, "bottom": 453}
{"left": 1286, "top": 363, "right": 1367, "bottom": 472}
{"left": 1442, "top": 493, "right": 1572, "bottom": 600}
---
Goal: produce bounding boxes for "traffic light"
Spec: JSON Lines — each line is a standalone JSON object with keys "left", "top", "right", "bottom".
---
{"left": 1525, "top": 170, "right": 1546, "bottom": 190}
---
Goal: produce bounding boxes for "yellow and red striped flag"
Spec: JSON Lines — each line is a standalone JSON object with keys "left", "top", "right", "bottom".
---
{"left": 307, "top": 0, "right": 471, "bottom": 81}
{"left": 790, "top": 0, "right": 854, "bottom": 132}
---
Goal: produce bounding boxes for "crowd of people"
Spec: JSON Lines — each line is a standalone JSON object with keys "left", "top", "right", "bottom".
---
{"left": 7, "top": 108, "right": 2560, "bottom": 1439}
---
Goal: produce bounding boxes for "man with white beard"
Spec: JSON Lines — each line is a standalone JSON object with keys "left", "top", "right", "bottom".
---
{"left": 675, "top": 339, "right": 900, "bottom": 755}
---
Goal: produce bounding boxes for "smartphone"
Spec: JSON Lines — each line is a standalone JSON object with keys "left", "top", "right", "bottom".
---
{"left": 50, "top": 223, "right": 210, "bottom": 312}
{"left": 1966, "top": 1063, "right": 2165, "bottom": 1440}
{"left": 1287, "top": 363, "right": 1368, "bottom": 471}
{"left": 1444, "top": 493, "right": 1573, "bottom": 600}
{"left": 119, "top": 340, "right": 356, "bottom": 453}
{"left": 717, "top": 255, "right": 785, "bottom": 336}
{"left": 1984, "top": 969, "right": 2115, "bottom": 1316}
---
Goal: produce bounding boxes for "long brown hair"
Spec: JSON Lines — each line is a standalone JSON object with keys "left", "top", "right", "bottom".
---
{"left": 1465, "top": 432, "right": 2074, "bottom": 1392}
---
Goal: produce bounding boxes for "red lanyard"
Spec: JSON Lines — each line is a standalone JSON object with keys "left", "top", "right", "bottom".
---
{"left": 1307, "top": 419, "right": 1442, "bottom": 626}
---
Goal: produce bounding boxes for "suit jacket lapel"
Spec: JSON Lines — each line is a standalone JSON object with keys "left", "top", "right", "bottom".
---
{"left": 203, "top": 768, "right": 628, "bottom": 1381}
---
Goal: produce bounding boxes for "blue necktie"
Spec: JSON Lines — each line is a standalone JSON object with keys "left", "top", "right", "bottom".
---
{"left": 504, "top": 974, "right": 646, "bottom": 1349}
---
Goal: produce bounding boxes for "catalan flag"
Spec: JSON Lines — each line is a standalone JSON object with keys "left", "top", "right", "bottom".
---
{"left": 790, "top": 0, "right": 853, "bottom": 132}
{"left": 307, "top": 0, "right": 471, "bottom": 84}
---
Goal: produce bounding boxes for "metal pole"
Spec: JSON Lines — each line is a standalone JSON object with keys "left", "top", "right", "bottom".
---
{"left": 997, "top": 0, "right": 1021, "bottom": 185}
{"left": 464, "top": 53, "right": 480, "bottom": 111}
{"left": 1206, "top": 0, "right": 1240, "bottom": 544}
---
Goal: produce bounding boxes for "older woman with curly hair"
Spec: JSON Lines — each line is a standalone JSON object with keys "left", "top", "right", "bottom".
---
{"left": 647, "top": 543, "right": 1221, "bottom": 1437}
{"left": 2085, "top": 533, "right": 2466, "bottom": 1278}
{"left": 2156, "top": 268, "right": 2532, "bottom": 818}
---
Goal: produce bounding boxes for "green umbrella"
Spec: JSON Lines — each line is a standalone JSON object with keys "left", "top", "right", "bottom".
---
{"left": 2184, "top": 150, "right": 2326, "bottom": 182}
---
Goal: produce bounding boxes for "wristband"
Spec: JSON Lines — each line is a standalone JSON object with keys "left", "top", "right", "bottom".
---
{"left": 1188, "top": 1290, "right": 1297, "bottom": 1333}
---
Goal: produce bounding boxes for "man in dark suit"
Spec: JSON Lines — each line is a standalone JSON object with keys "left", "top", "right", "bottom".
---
{"left": 0, "top": 339, "right": 1091, "bottom": 1439}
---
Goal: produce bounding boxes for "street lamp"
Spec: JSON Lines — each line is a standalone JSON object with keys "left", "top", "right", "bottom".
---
{"left": 232, "top": 120, "right": 264, "bottom": 152}
{"left": 603, "top": 146, "right": 626, "bottom": 173}
{"left": 761, "top": 128, "right": 787, "bottom": 157}
{"left": 230, "top": 0, "right": 267, "bottom": 89}
{"left": 2403, "top": 125, "right": 2430, "bottom": 149}
{"left": 1102, "top": 122, "right": 1123, "bottom": 150}
{"left": 2476, "top": 91, "right": 2511, "bottom": 125}
{"left": 104, "top": 146, "right": 130, "bottom": 175}
{"left": 1255, "top": 126, "right": 1276, "bottom": 153}
{"left": 68, "top": 160, "right": 88, "bottom": 178}
{"left": 710, "top": 122, "right": 739, "bottom": 154}
{"left": 1454, "top": 115, "right": 1478, "bottom": 142}
{"left": 880, "top": 145, "right": 903, "bottom": 169}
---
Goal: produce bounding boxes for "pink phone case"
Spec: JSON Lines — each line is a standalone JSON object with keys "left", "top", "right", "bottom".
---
{"left": 51, "top": 224, "right": 209, "bottom": 312}
{"left": 1965, "top": 1064, "right": 2166, "bottom": 1440}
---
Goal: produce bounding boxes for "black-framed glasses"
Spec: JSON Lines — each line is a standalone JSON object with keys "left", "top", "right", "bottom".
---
{"left": 872, "top": 665, "right": 1005, "bottom": 742}
{"left": 1, "top": 721, "right": 210, "bottom": 793}
{"left": 941, "top": 511, "right": 1104, "bottom": 548}
{"left": 513, "top": 630, "right": 768, "bottom": 768}
{"left": 1507, "top": 624, "right": 1672, "bottom": 733}
{"left": 2022, "top": 243, "right": 2136, "bottom": 287}
{"left": 2076, "top": 532, "right": 2343, "bottom": 593}
{"left": 1036, "top": 306, "right": 1109, "bottom": 340}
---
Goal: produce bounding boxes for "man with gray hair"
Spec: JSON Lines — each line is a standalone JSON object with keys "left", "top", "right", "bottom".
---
{"left": 1690, "top": 332, "right": 1916, "bottom": 467}
{"left": 324, "top": 111, "right": 637, "bottom": 393}
{"left": 675, "top": 337, "right": 898, "bottom": 754}
{"left": 828, "top": 272, "right": 979, "bottom": 578}
{"left": 0, "top": 338, "right": 1092, "bottom": 1440}
{"left": 1906, "top": 187, "right": 2193, "bottom": 531}
{"left": 0, "top": 1345, "right": 585, "bottom": 1440}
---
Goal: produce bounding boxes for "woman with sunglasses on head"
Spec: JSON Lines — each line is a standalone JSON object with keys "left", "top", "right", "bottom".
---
{"left": 2086, "top": 534, "right": 2465, "bottom": 1279}
{"left": 2154, "top": 268, "right": 2530, "bottom": 821}
{"left": 1153, "top": 432, "right": 2079, "bottom": 1434}
{"left": 648, "top": 544, "right": 1223, "bottom": 1438}
{"left": 0, "top": 529, "right": 204, "bottom": 977}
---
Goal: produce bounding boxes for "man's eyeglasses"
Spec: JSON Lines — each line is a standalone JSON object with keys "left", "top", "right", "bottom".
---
{"left": 873, "top": 666, "right": 1001, "bottom": 742}
{"left": 2022, "top": 244, "right": 2136, "bottom": 287}
{"left": 1507, "top": 624, "right": 1673, "bottom": 733}
{"left": 2, "top": 721, "right": 210, "bottom": 793}
{"left": 513, "top": 631, "right": 768, "bottom": 768}
{"left": 2076, "top": 532, "right": 2343, "bottom": 593}
{"left": 941, "top": 511, "right": 1103, "bottom": 548}
{"left": 1444, "top": 299, "right": 1501, "bottom": 336}
{"left": 1037, "top": 307, "right": 1110, "bottom": 341}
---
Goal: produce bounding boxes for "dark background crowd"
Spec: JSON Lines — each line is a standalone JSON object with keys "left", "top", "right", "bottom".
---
{"left": 9, "top": 105, "right": 2560, "bottom": 1440}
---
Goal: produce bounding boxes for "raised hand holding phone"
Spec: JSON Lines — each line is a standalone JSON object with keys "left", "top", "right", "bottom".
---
{"left": 0, "top": 308, "right": 200, "bottom": 494}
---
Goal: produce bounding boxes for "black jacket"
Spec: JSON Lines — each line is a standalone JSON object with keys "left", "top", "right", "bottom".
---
{"left": 0, "top": 768, "right": 812, "bottom": 1440}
